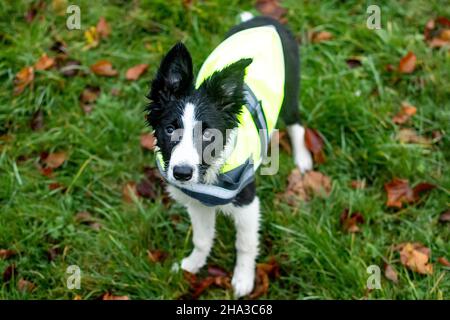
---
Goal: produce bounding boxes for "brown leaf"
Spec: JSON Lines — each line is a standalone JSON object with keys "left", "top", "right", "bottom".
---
{"left": 392, "top": 102, "right": 417, "bottom": 124}
{"left": 412, "top": 182, "right": 436, "bottom": 200}
{"left": 50, "top": 40, "right": 68, "bottom": 55}
{"left": 122, "top": 182, "right": 138, "bottom": 203}
{"left": 277, "top": 130, "right": 292, "bottom": 155}
{"left": 438, "top": 210, "right": 450, "bottom": 223}
{"left": 14, "top": 66, "right": 34, "bottom": 95}
{"left": 438, "top": 257, "right": 450, "bottom": 267}
{"left": 79, "top": 85, "right": 100, "bottom": 114}
{"left": 59, "top": 60, "right": 81, "bottom": 77}
{"left": 281, "top": 169, "right": 331, "bottom": 204}
{"left": 18, "top": 278, "right": 36, "bottom": 292}
{"left": 397, "top": 128, "right": 432, "bottom": 145}
{"left": 126, "top": 64, "right": 149, "bottom": 81}
{"left": 346, "top": 57, "right": 362, "bottom": 69}
{"left": 34, "top": 53, "right": 55, "bottom": 71}
{"left": 30, "top": 109, "right": 44, "bottom": 131}
{"left": 96, "top": 17, "right": 111, "bottom": 39}
{"left": 398, "top": 51, "right": 417, "bottom": 74}
{"left": 0, "top": 249, "right": 17, "bottom": 260}
{"left": 207, "top": 265, "right": 229, "bottom": 277}
{"left": 399, "top": 243, "right": 433, "bottom": 275}
{"left": 305, "top": 128, "right": 325, "bottom": 164}
{"left": 140, "top": 133, "right": 156, "bottom": 150}
{"left": 384, "top": 264, "right": 399, "bottom": 283}
{"left": 340, "top": 209, "right": 364, "bottom": 233}
{"left": 136, "top": 179, "right": 157, "bottom": 199}
{"left": 74, "top": 211, "right": 94, "bottom": 223}
{"left": 249, "top": 257, "right": 280, "bottom": 299}
{"left": 3, "top": 264, "right": 17, "bottom": 283}
{"left": 312, "top": 31, "right": 333, "bottom": 43}
{"left": 42, "top": 152, "right": 67, "bottom": 169}
{"left": 350, "top": 180, "right": 366, "bottom": 190}
{"left": 101, "top": 293, "right": 130, "bottom": 300}
{"left": 90, "top": 60, "right": 118, "bottom": 77}
{"left": 147, "top": 249, "right": 168, "bottom": 263}
{"left": 255, "top": 0, "right": 287, "bottom": 23}
{"left": 384, "top": 178, "right": 414, "bottom": 208}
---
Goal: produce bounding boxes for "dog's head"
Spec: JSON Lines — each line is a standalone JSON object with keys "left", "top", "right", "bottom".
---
{"left": 146, "top": 42, "right": 252, "bottom": 184}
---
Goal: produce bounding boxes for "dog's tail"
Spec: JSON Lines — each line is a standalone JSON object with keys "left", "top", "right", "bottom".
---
{"left": 239, "top": 11, "right": 254, "bottom": 22}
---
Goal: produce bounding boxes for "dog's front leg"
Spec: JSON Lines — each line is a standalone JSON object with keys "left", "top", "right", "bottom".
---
{"left": 181, "top": 203, "right": 216, "bottom": 274}
{"left": 231, "top": 196, "right": 260, "bottom": 298}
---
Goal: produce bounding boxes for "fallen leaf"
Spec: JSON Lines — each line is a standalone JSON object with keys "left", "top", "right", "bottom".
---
{"left": 122, "top": 182, "right": 138, "bottom": 203}
{"left": 384, "top": 264, "right": 399, "bottom": 283}
{"left": 96, "top": 17, "right": 111, "bottom": 39}
{"left": 312, "top": 31, "right": 333, "bottom": 43}
{"left": 438, "top": 257, "right": 450, "bottom": 267}
{"left": 79, "top": 85, "right": 100, "bottom": 114}
{"left": 350, "top": 180, "right": 366, "bottom": 190}
{"left": 90, "top": 60, "right": 118, "bottom": 77}
{"left": 340, "top": 209, "right": 364, "bottom": 233}
{"left": 59, "top": 60, "right": 81, "bottom": 77}
{"left": 305, "top": 128, "right": 325, "bottom": 164}
{"left": 25, "top": 0, "right": 45, "bottom": 23}
{"left": 398, "top": 51, "right": 417, "bottom": 74}
{"left": 249, "top": 257, "right": 280, "bottom": 299}
{"left": 42, "top": 152, "right": 67, "bottom": 169}
{"left": 438, "top": 210, "right": 450, "bottom": 223}
{"left": 397, "top": 128, "right": 431, "bottom": 145}
{"left": 74, "top": 211, "right": 102, "bottom": 231}
{"left": 207, "top": 265, "right": 229, "bottom": 277}
{"left": 18, "top": 278, "right": 36, "bottom": 292}
{"left": 399, "top": 243, "right": 433, "bottom": 275}
{"left": 392, "top": 102, "right": 417, "bottom": 124}
{"left": 384, "top": 178, "right": 435, "bottom": 208}
{"left": 50, "top": 40, "right": 68, "bottom": 55}
{"left": 276, "top": 130, "right": 292, "bottom": 155}
{"left": 281, "top": 169, "right": 331, "bottom": 204}
{"left": 136, "top": 178, "right": 157, "bottom": 199}
{"left": 74, "top": 295, "right": 82, "bottom": 300}
{"left": 34, "top": 53, "right": 55, "bottom": 70}
{"left": 14, "top": 66, "right": 34, "bottom": 95}
{"left": 126, "top": 64, "right": 148, "bottom": 81}
{"left": 3, "top": 264, "right": 17, "bottom": 283}
{"left": 255, "top": 0, "right": 287, "bottom": 23}
{"left": 84, "top": 26, "right": 99, "bottom": 50}
{"left": 140, "top": 133, "right": 156, "bottom": 150}
{"left": 30, "top": 109, "right": 44, "bottom": 131}
{"left": 346, "top": 57, "right": 362, "bottom": 69}
{"left": 101, "top": 293, "right": 130, "bottom": 300}
{"left": 0, "top": 249, "right": 17, "bottom": 260}
{"left": 147, "top": 249, "right": 168, "bottom": 263}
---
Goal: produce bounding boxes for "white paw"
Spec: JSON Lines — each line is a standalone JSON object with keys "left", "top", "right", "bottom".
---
{"left": 296, "top": 149, "right": 313, "bottom": 173}
{"left": 232, "top": 266, "right": 255, "bottom": 298}
{"left": 181, "top": 253, "right": 206, "bottom": 274}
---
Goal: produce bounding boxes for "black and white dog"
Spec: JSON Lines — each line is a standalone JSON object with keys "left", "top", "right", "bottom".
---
{"left": 146, "top": 16, "right": 312, "bottom": 297}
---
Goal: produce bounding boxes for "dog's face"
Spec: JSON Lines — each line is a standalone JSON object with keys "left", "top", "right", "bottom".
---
{"left": 146, "top": 43, "right": 252, "bottom": 184}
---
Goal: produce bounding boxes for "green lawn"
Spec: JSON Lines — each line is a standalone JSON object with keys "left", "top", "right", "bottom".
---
{"left": 0, "top": 0, "right": 449, "bottom": 300}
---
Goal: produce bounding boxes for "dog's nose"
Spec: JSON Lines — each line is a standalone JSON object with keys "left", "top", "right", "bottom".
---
{"left": 173, "top": 165, "right": 193, "bottom": 181}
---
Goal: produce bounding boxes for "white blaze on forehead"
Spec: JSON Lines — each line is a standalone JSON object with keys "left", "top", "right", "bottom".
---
{"left": 168, "top": 103, "right": 200, "bottom": 181}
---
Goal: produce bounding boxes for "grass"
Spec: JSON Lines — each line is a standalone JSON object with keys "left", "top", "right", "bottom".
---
{"left": 0, "top": 0, "right": 449, "bottom": 300}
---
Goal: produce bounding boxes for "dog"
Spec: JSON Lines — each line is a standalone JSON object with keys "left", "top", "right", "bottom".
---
{"left": 145, "top": 15, "right": 313, "bottom": 298}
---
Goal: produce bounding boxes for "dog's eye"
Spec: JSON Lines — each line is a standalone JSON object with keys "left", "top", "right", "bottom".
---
{"left": 165, "top": 125, "right": 175, "bottom": 135}
{"left": 203, "top": 129, "right": 213, "bottom": 141}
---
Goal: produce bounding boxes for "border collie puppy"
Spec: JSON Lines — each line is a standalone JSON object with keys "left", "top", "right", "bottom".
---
{"left": 146, "top": 16, "right": 312, "bottom": 298}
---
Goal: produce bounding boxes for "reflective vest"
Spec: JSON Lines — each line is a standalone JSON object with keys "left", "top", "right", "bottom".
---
{"left": 156, "top": 26, "right": 285, "bottom": 206}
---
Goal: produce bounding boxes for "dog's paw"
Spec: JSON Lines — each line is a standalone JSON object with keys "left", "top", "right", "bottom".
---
{"left": 232, "top": 265, "right": 255, "bottom": 298}
{"left": 181, "top": 254, "right": 205, "bottom": 274}
{"left": 295, "top": 149, "right": 313, "bottom": 173}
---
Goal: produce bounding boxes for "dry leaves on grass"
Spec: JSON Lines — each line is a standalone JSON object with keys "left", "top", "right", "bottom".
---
{"left": 398, "top": 51, "right": 417, "bottom": 74}
{"left": 384, "top": 178, "right": 435, "bottom": 208}
{"left": 74, "top": 211, "right": 102, "bottom": 231}
{"left": 122, "top": 182, "right": 138, "bottom": 203}
{"left": 397, "top": 243, "right": 433, "bottom": 275}
{"left": 305, "top": 128, "right": 325, "bottom": 164}
{"left": 79, "top": 85, "right": 101, "bottom": 114}
{"left": 96, "top": 17, "right": 111, "bottom": 39}
{"left": 182, "top": 266, "right": 231, "bottom": 299}
{"left": 280, "top": 169, "right": 331, "bottom": 204}
{"left": 384, "top": 264, "right": 399, "bottom": 283}
{"left": 34, "top": 53, "right": 55, "bottom": 70}
{"left": 438, "top": 257, "right": 450, "bottom": 267}
{"left": 101, "top": 292, "right": 130, "bottom": 300}
{"left": 424, "top": 17, "right": 450, "bottom": 48}
{"left": 311, "top": 31, "right": 333, "bottom": 43}
{"left": 276, "top": 130, "right": 292, "bottom": 155}
{"left": 0, "top": 249, "right": 17, "bottom": 260}
{"left": 392, "top": 102, "right": 417, "bottom": 124}
{"left": 90, "top": 60, "right": 118, "bottom": 77}
{"left": 3, "top": 264, "right": 17, "bottom": 283}
{"left": 14, "top": 66, "right": 34, "bottom": 95}
{"left": 438, "top": 210, "right": 450, "bottom": 223}
{"left": 126, "top": 64, "right": 149, "bottom": 81}
{"left": 340, "top": 209, "right": 364, "bottom": 233}
{"left": 249, "top": 257, "right": 280, "bottom": 299}
{"left": 255, "top": 0, "right": 287, "bottom": 24}
{"left": 140, "top": 133, "right": 156, "bottom": 150}
{"left": 18, "top": 278, "right": 36, "bottom": 293}
{"left": 30, "top": 109, "right": 44, "bottom": 131}
{"left": 396, "top": 128, "right": 431, "bottom": 145}
{"left": 41, "top": 151, "right": 68, "bottom": 169}
{"left": 350, "top": 180, "right": 366, "bottom": 190}
{"left": 147, "top": 249, "right": 168, "bottom": 263}
{"left": 84, "top": 18, "right": 110, "bottom": 50}
{"left": 59, "top": 60, "right": 82, "bottom": 77}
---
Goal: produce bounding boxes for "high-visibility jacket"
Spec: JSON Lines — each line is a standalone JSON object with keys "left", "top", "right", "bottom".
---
{"left": 156, "top": 25, "right": 285, "bottom": 206}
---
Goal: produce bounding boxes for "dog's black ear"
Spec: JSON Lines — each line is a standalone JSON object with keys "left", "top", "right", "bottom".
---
{"left": 198, "top": 58, "right": 252, "bottom": 122}
{"left": 149, "top": 42, "right": 193, "bottom": 103}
